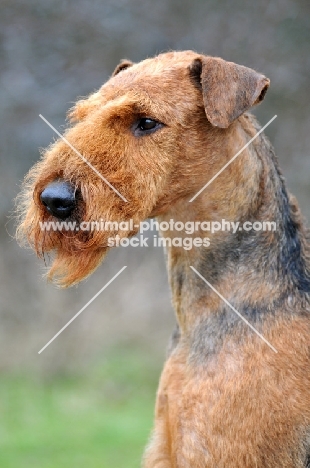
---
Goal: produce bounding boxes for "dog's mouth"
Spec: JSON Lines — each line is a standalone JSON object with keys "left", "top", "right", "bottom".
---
{"left": 21, "top": 178, "right": 108, "bottom": 286}
{"left": 18, "top": 169, "right": 145, "bottom": 286}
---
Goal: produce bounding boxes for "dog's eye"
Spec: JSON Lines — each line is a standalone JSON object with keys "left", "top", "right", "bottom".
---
{"left": 138, "top": 118, "right": 157, "bottom": 131}
{"left": 134, "top": 118, "right": 163, "bottom": 136}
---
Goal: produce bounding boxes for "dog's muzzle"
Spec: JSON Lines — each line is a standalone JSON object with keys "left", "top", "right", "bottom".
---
{"left": 40, "top": 180, "right": 76, "bottom": 219}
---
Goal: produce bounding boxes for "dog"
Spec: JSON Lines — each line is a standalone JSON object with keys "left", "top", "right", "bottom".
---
{"left": 17, "top": 51, "right": 310, "bottom": 467}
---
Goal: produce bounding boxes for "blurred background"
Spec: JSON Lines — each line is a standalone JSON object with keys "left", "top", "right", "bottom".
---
{"left": 1, "top": 0, "right": 310, "bottom": 466}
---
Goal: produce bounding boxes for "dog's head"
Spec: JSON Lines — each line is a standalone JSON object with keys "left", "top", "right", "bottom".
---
{"left": 16, "top": 51, "right": 269, "bottom": 286}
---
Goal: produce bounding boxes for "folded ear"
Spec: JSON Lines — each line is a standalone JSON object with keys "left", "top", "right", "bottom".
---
{"left": 112, "top": 59, "right": 134, "bottom": 77}
{"left": 189, "top": 56, "right": 270, "bottom": 128}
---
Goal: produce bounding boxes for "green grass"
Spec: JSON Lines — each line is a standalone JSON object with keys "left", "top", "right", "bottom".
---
{"left": 0, "top": 350, "right": 161, "bottom": 467}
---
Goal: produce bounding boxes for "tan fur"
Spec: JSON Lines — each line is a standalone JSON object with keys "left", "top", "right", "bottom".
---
{"left": 16, "top": 51, "right": 310, "bottom": 467}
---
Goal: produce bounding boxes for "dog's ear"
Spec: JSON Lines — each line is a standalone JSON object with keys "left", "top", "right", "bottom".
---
{"left": 112, "top": 59, "right": 134, "bottom": 77}
{"left": 189, "top": 56, "right": 270, "bottom": 128}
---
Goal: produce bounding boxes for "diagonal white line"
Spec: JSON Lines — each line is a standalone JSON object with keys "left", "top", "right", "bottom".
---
{"left": 38, "top": 266, "right": 127, "bottom": 354}
{"left": 189, "top": 115, "right": 277, "bottom": 202}
{"left": 190, "top": 266, "right": 278, "bottom": 353}
{"left": 39, "top": 114, "right": 128, "bottom": 203}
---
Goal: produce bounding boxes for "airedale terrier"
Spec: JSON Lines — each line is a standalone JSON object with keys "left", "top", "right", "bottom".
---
{"left": 17, "top": 51, "right": 310, "bottom": 467}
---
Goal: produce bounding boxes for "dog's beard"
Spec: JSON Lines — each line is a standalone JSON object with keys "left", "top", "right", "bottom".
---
{"left": 16, "top": 199, "right": 109, "bottom": 286}
{"left": 47, "top": 246, "right": 109, "bottom": 287}
{"left": 16, "top": 206, "right": 138, "bottom": 287}
{"left": 16, "top": 173, "right": 139, "bottom": 287}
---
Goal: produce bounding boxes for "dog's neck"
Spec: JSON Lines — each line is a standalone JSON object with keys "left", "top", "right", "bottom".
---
{"left": 157, "top": 114, "right": 310, "bottom": 333}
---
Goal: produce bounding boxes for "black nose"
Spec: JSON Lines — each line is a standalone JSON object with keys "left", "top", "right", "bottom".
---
{"left": 40, "top": 181, "right": 76, "bottom": 219}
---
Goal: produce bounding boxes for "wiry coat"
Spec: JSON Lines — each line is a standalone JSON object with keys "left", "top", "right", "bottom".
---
{"left": 17, "top": 51, "right": 310, "bottom": 467}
